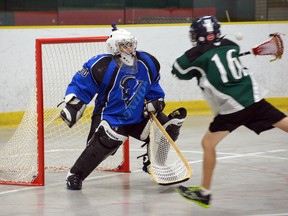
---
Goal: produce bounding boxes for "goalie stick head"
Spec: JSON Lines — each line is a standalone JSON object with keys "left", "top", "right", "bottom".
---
{"left": 190, "top": 15, "right": 221, "bottom": 46}
{"left": 106, "top": 24, "right": 138, "bottom": 66}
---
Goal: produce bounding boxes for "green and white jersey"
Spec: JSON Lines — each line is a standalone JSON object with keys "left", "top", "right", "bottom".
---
{"left": 172, "top": 38, "right": 263, "bottom": 115}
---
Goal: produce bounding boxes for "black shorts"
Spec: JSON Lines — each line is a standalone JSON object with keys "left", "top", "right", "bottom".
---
{"left": 89, "top": 114, "right": 150, "bottom": 141}
{"left": 209, "top": 99, "right": 287, "bottom": 134}
{"left": 88, "top": 112, "right": 169, "bottom": 142}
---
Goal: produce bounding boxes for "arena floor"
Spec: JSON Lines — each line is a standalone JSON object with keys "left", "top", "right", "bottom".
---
{"left": 0, "top": 115, "right": 287, "bottom": 216}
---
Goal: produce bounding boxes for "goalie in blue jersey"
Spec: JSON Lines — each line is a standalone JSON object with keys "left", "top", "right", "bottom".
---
{"left": 60, "top": 24, "right": 187, "bottom": 190}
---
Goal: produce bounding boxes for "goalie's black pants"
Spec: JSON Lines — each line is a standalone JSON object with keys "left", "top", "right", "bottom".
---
{"left": 70, "top": 114, "right": 154, "bottom": 180}
{"left": 70, "top": 108, "right": 186, "bottom": 181}
{"left": 87, "top": 108, "right": 187, "bottom": 143}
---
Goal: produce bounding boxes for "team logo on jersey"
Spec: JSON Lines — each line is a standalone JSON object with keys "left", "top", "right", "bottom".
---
{"left": 77, "top": 67, "right": 89, "bottom": 77}
{"left": 120, "top": 75, "right": 143, "bottom": 107}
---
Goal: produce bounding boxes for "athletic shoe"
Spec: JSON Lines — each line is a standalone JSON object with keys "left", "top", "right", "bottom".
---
{"left": 176, "top": 185, "right": 211, "bottom": 208}
{"left": 66, "top": 173, "right": 82, "bottom": 190}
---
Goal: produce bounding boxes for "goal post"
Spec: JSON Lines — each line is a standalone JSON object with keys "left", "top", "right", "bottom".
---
{"left": 0, "top": 36, "right": 130, "bottom": 186}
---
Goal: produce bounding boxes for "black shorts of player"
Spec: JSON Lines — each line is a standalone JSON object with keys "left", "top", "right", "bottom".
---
{"left": 209, "top": 99, "right": 287, "bottom": 134}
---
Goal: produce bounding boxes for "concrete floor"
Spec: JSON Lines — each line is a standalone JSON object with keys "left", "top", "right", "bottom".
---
{"left": 0, "top": 115, "right": 288, "bottom": 216}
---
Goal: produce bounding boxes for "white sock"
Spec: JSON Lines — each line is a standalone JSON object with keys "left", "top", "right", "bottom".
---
{"left": 200, "top": 186, "right": 211, "bottom": 195}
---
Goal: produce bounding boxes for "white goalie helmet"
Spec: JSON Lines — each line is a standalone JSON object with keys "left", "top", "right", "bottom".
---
{"left": 106, "top": 27, "right": 137, "bottom": 66}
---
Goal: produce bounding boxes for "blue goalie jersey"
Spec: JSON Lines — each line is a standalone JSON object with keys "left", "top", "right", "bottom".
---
{"left": 65, "top": 51, "right": 165, "bottom": 127}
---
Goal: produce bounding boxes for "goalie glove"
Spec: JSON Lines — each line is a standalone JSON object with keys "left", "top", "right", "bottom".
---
{"left": 60, "top": 94, "right": 86, "bottom": 128}
{"left": 143, "top": 98, "right": 165, "bottom": 118}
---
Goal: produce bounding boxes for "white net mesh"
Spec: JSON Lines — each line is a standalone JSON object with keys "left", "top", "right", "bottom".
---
{"left": 0, "top": 88, "right": 39, "bottom": 183}
{"left": 0, "top": 37, "right": 128, "bottom": 184}
{"left": 148, "top": 117, "right": 191, "bottom": 185}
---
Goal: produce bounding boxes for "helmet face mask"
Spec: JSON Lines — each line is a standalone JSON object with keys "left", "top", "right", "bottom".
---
{"left": 106, "top": 29, "right": 137, "bottom": 66}
{"left": 190, "top": 16, "right": 221, "bottom": 46}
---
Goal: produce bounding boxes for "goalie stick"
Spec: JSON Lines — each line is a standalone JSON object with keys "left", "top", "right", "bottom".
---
{"left": 148, "top": 112, "right": 192, "bottom": 185}
{"left": 239, "top": 33, "right": 284, "bottom": 62}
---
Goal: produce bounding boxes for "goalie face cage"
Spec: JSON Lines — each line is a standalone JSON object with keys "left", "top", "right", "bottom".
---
{"left": 252, "top": 33, "right": 284, "bottom": 62}
{"left": 0, "top": 36, "right": 130, "bottom": 186}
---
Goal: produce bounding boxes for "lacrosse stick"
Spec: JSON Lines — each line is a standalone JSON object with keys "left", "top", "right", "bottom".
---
{"left": 239, "top": 33, "right": 284, "bottom": 62}
{"left": 148, "top": 112, "right": 192, "bottom": 185}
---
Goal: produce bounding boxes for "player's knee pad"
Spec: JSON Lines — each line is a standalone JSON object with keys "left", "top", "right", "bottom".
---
{"left": 86, "top": 120, "right": 128, "bottom": 159}
{"left": 71, "top": 120, "right": 127, "bottom": 179}
{"left": 161, "top": 107, "right": 187, "bottom": 141}
{"left": 96, "top": 120, "right": 127, "bottom": 148}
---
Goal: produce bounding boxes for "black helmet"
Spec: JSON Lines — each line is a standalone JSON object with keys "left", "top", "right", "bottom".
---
{"left": 190, "top": 16, "right": 221, "bottom": 45}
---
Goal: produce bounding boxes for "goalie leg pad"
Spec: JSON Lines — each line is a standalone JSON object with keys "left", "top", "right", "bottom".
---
{"left": 70, "top": 120, "right": 127, "bottom": 180}
{"left": 159, "top": 107, "right": 187, "bottom": 141}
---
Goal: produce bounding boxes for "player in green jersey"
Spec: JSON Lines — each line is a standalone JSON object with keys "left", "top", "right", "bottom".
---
{"left": 172, "top": 15, "right": 288, "bottom": 208}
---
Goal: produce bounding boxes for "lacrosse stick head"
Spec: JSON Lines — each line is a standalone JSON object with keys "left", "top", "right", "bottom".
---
{"left": 252, "top": 33, "right": 284, "bottom": 62}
